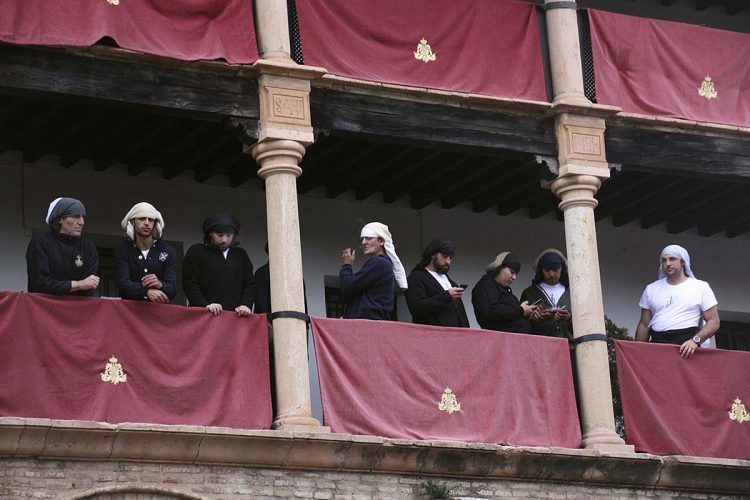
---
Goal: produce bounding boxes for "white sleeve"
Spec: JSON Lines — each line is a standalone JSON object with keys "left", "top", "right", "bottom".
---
{"left": 700, "top": 281, "right": 718, "bottom": 311}
{"left": 638, "top": 286, "right": 651, "bottom": 310}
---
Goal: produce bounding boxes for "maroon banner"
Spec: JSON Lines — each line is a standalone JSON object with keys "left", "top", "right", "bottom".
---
{"left": 615, "top": 340, "right": 750, "bottom": 459}
{"left": 589, "top": 10, "right": 750, "bottom": 127}
{"left": 311, "top": 317, "right": 580, "bottom": 447}
{"left": 296, "top": 0, "right": 546, "bottom": 101}
{"left": 0, "top": 291, "right": 271, "bottom": 429}
{"left": 0, "top": 0, "right": 258, "bottom": 64}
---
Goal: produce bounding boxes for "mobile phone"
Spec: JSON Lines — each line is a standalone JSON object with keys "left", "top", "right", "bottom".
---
{"left": 531, "top": 299, "right": 543, "bottom": 306}
{"left": 459, "top": 284, "right": 468, "bottom": 290}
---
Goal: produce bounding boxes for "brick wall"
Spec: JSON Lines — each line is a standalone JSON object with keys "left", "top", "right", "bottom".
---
{"left": 1, "top": 458, "right": 746, "bottom": 500}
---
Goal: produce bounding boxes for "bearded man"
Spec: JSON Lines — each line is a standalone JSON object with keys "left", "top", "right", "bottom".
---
{"left": 114, "top": 202, "right": 176, "bottom": 303}
{"left": 405, "top": 237, "right": 469, "bottom": 327}
{"left": 26, "top": 197, "right": 100, "bottom": 297}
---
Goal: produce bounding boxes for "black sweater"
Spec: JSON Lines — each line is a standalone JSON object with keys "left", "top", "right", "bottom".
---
{"left": 182, "top": 243, "right": 254, "bottom": 310}
{"left": 114, "top": 238, "right": 177, "bottom": 301}
{"left": 471, "top": 274, "right": 531, "bottom": 333}
{"left": 340, "top": 254, "right": 394, "bottom": 320}
{"left": 25, "top": 232, "right": 99, "bottom": 297}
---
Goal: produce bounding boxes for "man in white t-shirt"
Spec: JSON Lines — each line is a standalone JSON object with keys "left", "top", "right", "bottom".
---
{"left": 635, "top": 245, "right": 720, "bottom": 359}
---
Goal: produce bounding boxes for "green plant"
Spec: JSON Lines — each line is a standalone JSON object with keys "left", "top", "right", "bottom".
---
{"left": 420, "top": 480, "right": 455, "bottom": 500}
{"left": 605, "top": 315, "right": 630, "bottom": 439}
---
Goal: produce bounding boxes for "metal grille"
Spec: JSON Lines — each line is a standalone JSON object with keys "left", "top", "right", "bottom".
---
{"left": 579, "top": 10, "right": 597, "bottom": 103}
{"left": 287, "top": 0, "right": 304, "bottom": 64}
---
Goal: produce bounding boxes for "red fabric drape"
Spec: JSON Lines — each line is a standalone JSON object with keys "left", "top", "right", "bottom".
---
{"left": 296, "top": 0, "right": 546, "bottom": 101}
{"left": 0, "top": 292, "right": 272, "bottom": 429}
{"left": 0, "top": 0, "right": 258, "bottom": 64}
{"left": 615, "top": 340, "right": 750, "bottom": 459}
{"left": 589, "top": 10, "right": 750, "bottom": 127}
{"left": 311, "top": 317, "right": 580, "bottom": 447}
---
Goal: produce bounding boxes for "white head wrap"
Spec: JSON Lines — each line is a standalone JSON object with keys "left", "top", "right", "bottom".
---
{"left": 45, "top": 197, "right": 63, "bottom": 225}
{"left": 121, "top": 202, "right": 165, "bottom": 240}
{"left": 361, "top": 222, "right": 408, "bottom": 291}
{"left": 659, "top": 244, "right": 694, "bottom": 278}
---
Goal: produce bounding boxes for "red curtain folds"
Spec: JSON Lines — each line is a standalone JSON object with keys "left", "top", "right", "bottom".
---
{"left": 615, "top": 340, "right": 750, "bottom": 459}
{"left": 0, "top": 0, "right": 258, "bottom": 64}
{"left": 311, "top": 317, "right": 580, "bottom": 447}
{"left": 296, "top": 0, "right": 546, "bottom": 101}
{"left": 0, "top": 292, "right": 272, "bottom": 429}
{"left": 589, "top": 10, "right": 750, "bottom": 128}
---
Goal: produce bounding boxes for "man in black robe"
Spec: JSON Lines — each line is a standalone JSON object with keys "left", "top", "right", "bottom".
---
{"left": 26, "top": 197, "right": 100, "bottom": 297}
{"left": 182, "top": 214, "right": 254, "bottom": 316}
{"left": 405, "top": 237, "right": 469, "bottom": 327}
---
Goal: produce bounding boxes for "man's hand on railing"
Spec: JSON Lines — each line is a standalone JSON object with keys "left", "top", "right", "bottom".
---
{"left": 206, "top": 303, "right": 223, "bottom": 316}
{"left": 146, "top": 289, "right": 169, "bottom": 304}
{"left": 71, "top": 275, "right": 100, "bottom": 292}
{"left": 235, "top": 305, "right": 252, "bottom": 317}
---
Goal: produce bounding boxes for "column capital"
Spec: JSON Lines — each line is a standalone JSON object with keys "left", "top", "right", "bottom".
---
{"left": 252, "top": 139, "right": 306, "bottom": 179}
{"left": 550, "top": 174, "right": 600, "bottom": 211}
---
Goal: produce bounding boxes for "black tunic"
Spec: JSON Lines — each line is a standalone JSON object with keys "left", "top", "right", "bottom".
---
{"left": 182, "top": 243, "right": 254, "bottom": 310}
{"left": 339, "top": 254, "right": 394, "bottom": 320}
{"left": 520, "top": 284, "right": 573, "bottom": 340}
{"left": 405, "top": 268, "right": 469, "bottom": 327}
{"left": 25, "top": 232, "right": 99, "bottom": 297}
{"left": 114, "top": 238, "right": 177, "bottom": 301}
{"left": 471, "top": 274, "right": 531, "bottom": 333}
{"left": 253, "top": 262, "right": 271, "bottom": 314}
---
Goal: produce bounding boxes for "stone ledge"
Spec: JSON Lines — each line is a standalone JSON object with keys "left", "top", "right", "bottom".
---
{"left": 0, "top": 418, "right": 748, "bottom": 495}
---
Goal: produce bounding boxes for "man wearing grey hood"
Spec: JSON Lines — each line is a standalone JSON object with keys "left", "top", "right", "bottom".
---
{"left": 635, "top": 244, "right": 720, "bottom": 359}
{"left": 26, "top": 197, "right": 100, "bottom": 297}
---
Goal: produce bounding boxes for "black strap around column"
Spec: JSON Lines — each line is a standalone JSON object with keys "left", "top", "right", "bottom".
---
{"left": 543, "top": 1, "right": 578, "bottom": 10}
{"left": 571, "top": 333, "right": 609, "bottom": 345}
{"left": 269, "top": 310, "right": 309, "bottom": 323}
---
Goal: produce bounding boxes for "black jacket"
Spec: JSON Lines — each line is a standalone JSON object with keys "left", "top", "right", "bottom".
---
{"left": 405, "top": 268, "right": 469, "bottom": 327}
{"left": 340, "top": 254, "right": 394, "bottom": 320}
{"left": 114, "top": 238, "right": 177, "bottom": 301}
{"left": 182, "top": 243, "right": 254, "bottom": 310}
{"left": 471, "top": 274, "right": 531, "bottom": 333}
{"left": 26, "top": 232, "right": 99, "bottom": 297}
{"left": 520, "top": 284, "right": 573, "bottom": 340}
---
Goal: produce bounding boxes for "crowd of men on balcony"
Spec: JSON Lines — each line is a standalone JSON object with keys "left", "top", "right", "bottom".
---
{"left": 25, "top": 197, "right": 719, "bottom": 359}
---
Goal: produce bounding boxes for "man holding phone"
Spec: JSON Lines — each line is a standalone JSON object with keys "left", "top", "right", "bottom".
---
{"left": 520, "top": 249, "right": 573, "bottom": 340}
{"left": 405, "top": 237, "right": 470, "bottom": 328}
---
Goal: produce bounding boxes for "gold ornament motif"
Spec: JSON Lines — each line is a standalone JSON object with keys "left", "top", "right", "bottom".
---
{"left": 698, "top": 75, "right": 717, "bottom": 100}
{"left": 100, "top": 355, "right": 128, "bottom": 385}
{"left": 106, "top": 0, "right": 120, "bottom": 5}
{"left": 413, "top": 38, "right": 436, "bottom": 63}
{"left": 74, "top": 254, "right": 83, "bottom": 268}
{"left": 728, "top": 397, "right": 749, "bottom": 423}
{"left": 438, "top": 387, "right": 461, "bottom": 414}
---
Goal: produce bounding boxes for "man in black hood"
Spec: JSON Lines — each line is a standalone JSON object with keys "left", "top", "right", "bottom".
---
{"left": 182, "top": 214, "right": 255, "bottom": 316}
{"left": 405, "top": 237, "right": 469, "bottom": 328}
{"left": 26, "top": 197, "right": 100, "bottom": 297}
{"left": 520, "top": 249, "right": 573, "bottom": 340}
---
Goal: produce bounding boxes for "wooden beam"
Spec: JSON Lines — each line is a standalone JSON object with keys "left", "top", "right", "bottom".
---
{"left": 725, "top": 217, "right": 750, "bottom": 238}
{"left": 0, "top": 45, "right": 259, "bottom": 119}
{"left": 666, "top": 186, "right": 744, "bottom": 233}
{"left": 610, "top": 178, "right": 692, "bottom": 227}
{"left": 311, "top": 88, "right": 556, "bottom": 157}
{"left": 470, "top": 166, "right": 531, "bottom": 213}
{"left": 354, "top": 148, "right": 421, "bottom": 201}
{"left": 382, "top": 151, "right": 444, "bottom": 203}
{"left": 325, "top": 143, "right": 386, "bottom": 198}
{"left": 496, "top": 180, "right": 543, "bottom": 216}
{"left": 696, "top": 198, "right": 750, "bottom": 237}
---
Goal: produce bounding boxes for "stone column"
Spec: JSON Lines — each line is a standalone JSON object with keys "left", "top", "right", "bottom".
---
{"left": 544, "top": 0, "right": 633, "bottom": 453}
{"left": 252, "top": 1, "right": 327, "bottom": 431}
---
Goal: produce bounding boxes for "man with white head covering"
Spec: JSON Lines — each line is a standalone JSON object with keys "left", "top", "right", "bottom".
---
{"left": 26, "top": 197, "right": 100, "bottom": 296}
{"left": 114, "top": 202, "right": 176, "bottom": 303}
{"left": 182, "top": 214, "right": 254, "bottom": 317}
{"left": 339, "top": 222, "right": 407, "bottom": 320}
{"left": 635, "top": 244, "right": 720, "bottom": 359}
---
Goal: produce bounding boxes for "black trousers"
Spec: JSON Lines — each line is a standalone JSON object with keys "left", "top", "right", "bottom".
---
{"left": 649, "top": 326, "right": 698, "bottom": 345}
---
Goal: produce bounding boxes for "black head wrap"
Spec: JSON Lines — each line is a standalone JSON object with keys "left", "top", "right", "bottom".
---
{"left": 486, "top": 252, "right": 521, "bottom": 276}
{"left": 532, "top": 250, "right": 569, "bottom": 286}
{"left": 417, "top": 237, "right": 456, "bottom": 268}
{"left": 202, "top": 214, "right": 240, "bottom": 245}
{"left": 46, "top": 197, "right": 86, "bottom": 233}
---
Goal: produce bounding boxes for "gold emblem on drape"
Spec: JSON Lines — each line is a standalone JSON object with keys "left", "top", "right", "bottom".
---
{"left": 698, "top": 76, "right": 717, "bottom": 100}
{"left": 438, "top": 387, "right": 461, "bottom": 414}
{"left": 414, "top": 38, "right": 436, "bottom": 63}
{"left": 100, "top": 356, "right": 128, "bottom": 385}
{"left": 106, "top": 0, "right": 120, "bottom": 5}
{"left": 74, "top": 254, "right": 83, "bottom": 268}
{"left": 729, "top": 397, "right": 749, "bottom": 423}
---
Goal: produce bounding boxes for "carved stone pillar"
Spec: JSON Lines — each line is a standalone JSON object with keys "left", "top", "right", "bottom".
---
{"left": 544, "top": 0, "right": 589, "bottom": 106}
{"left": 252, "top": 0, "right": 327, "bottom": 431}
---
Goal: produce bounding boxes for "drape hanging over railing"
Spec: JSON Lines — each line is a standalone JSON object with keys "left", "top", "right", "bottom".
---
{"left": 615, "top": 340, "right": 750, "bottom": 460}
{"left": 589, "top": 10, "right": 750, "bottom": 128}
{"left": 0, "top": 292, "right": 272, "bottom": 429}
{"left": 296, "top": 0, "right": 547, "bottom": 101}
{"left": 0, "top": 0, "right": 259, "bottom": 64}
{"left": 311, "top": 317, "right": 581, "bottom": 447}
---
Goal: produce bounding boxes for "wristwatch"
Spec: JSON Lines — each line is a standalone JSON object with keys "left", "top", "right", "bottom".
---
{"left": 692, "top": 335, "right": 702, "bottom": 345}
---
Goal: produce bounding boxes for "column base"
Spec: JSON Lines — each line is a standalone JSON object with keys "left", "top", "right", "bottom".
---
{"left": 272, "top": 415, "right": 330, "bottom": 433}
{"left": 581, "top": 429, "right": 635, "bottom": 455}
